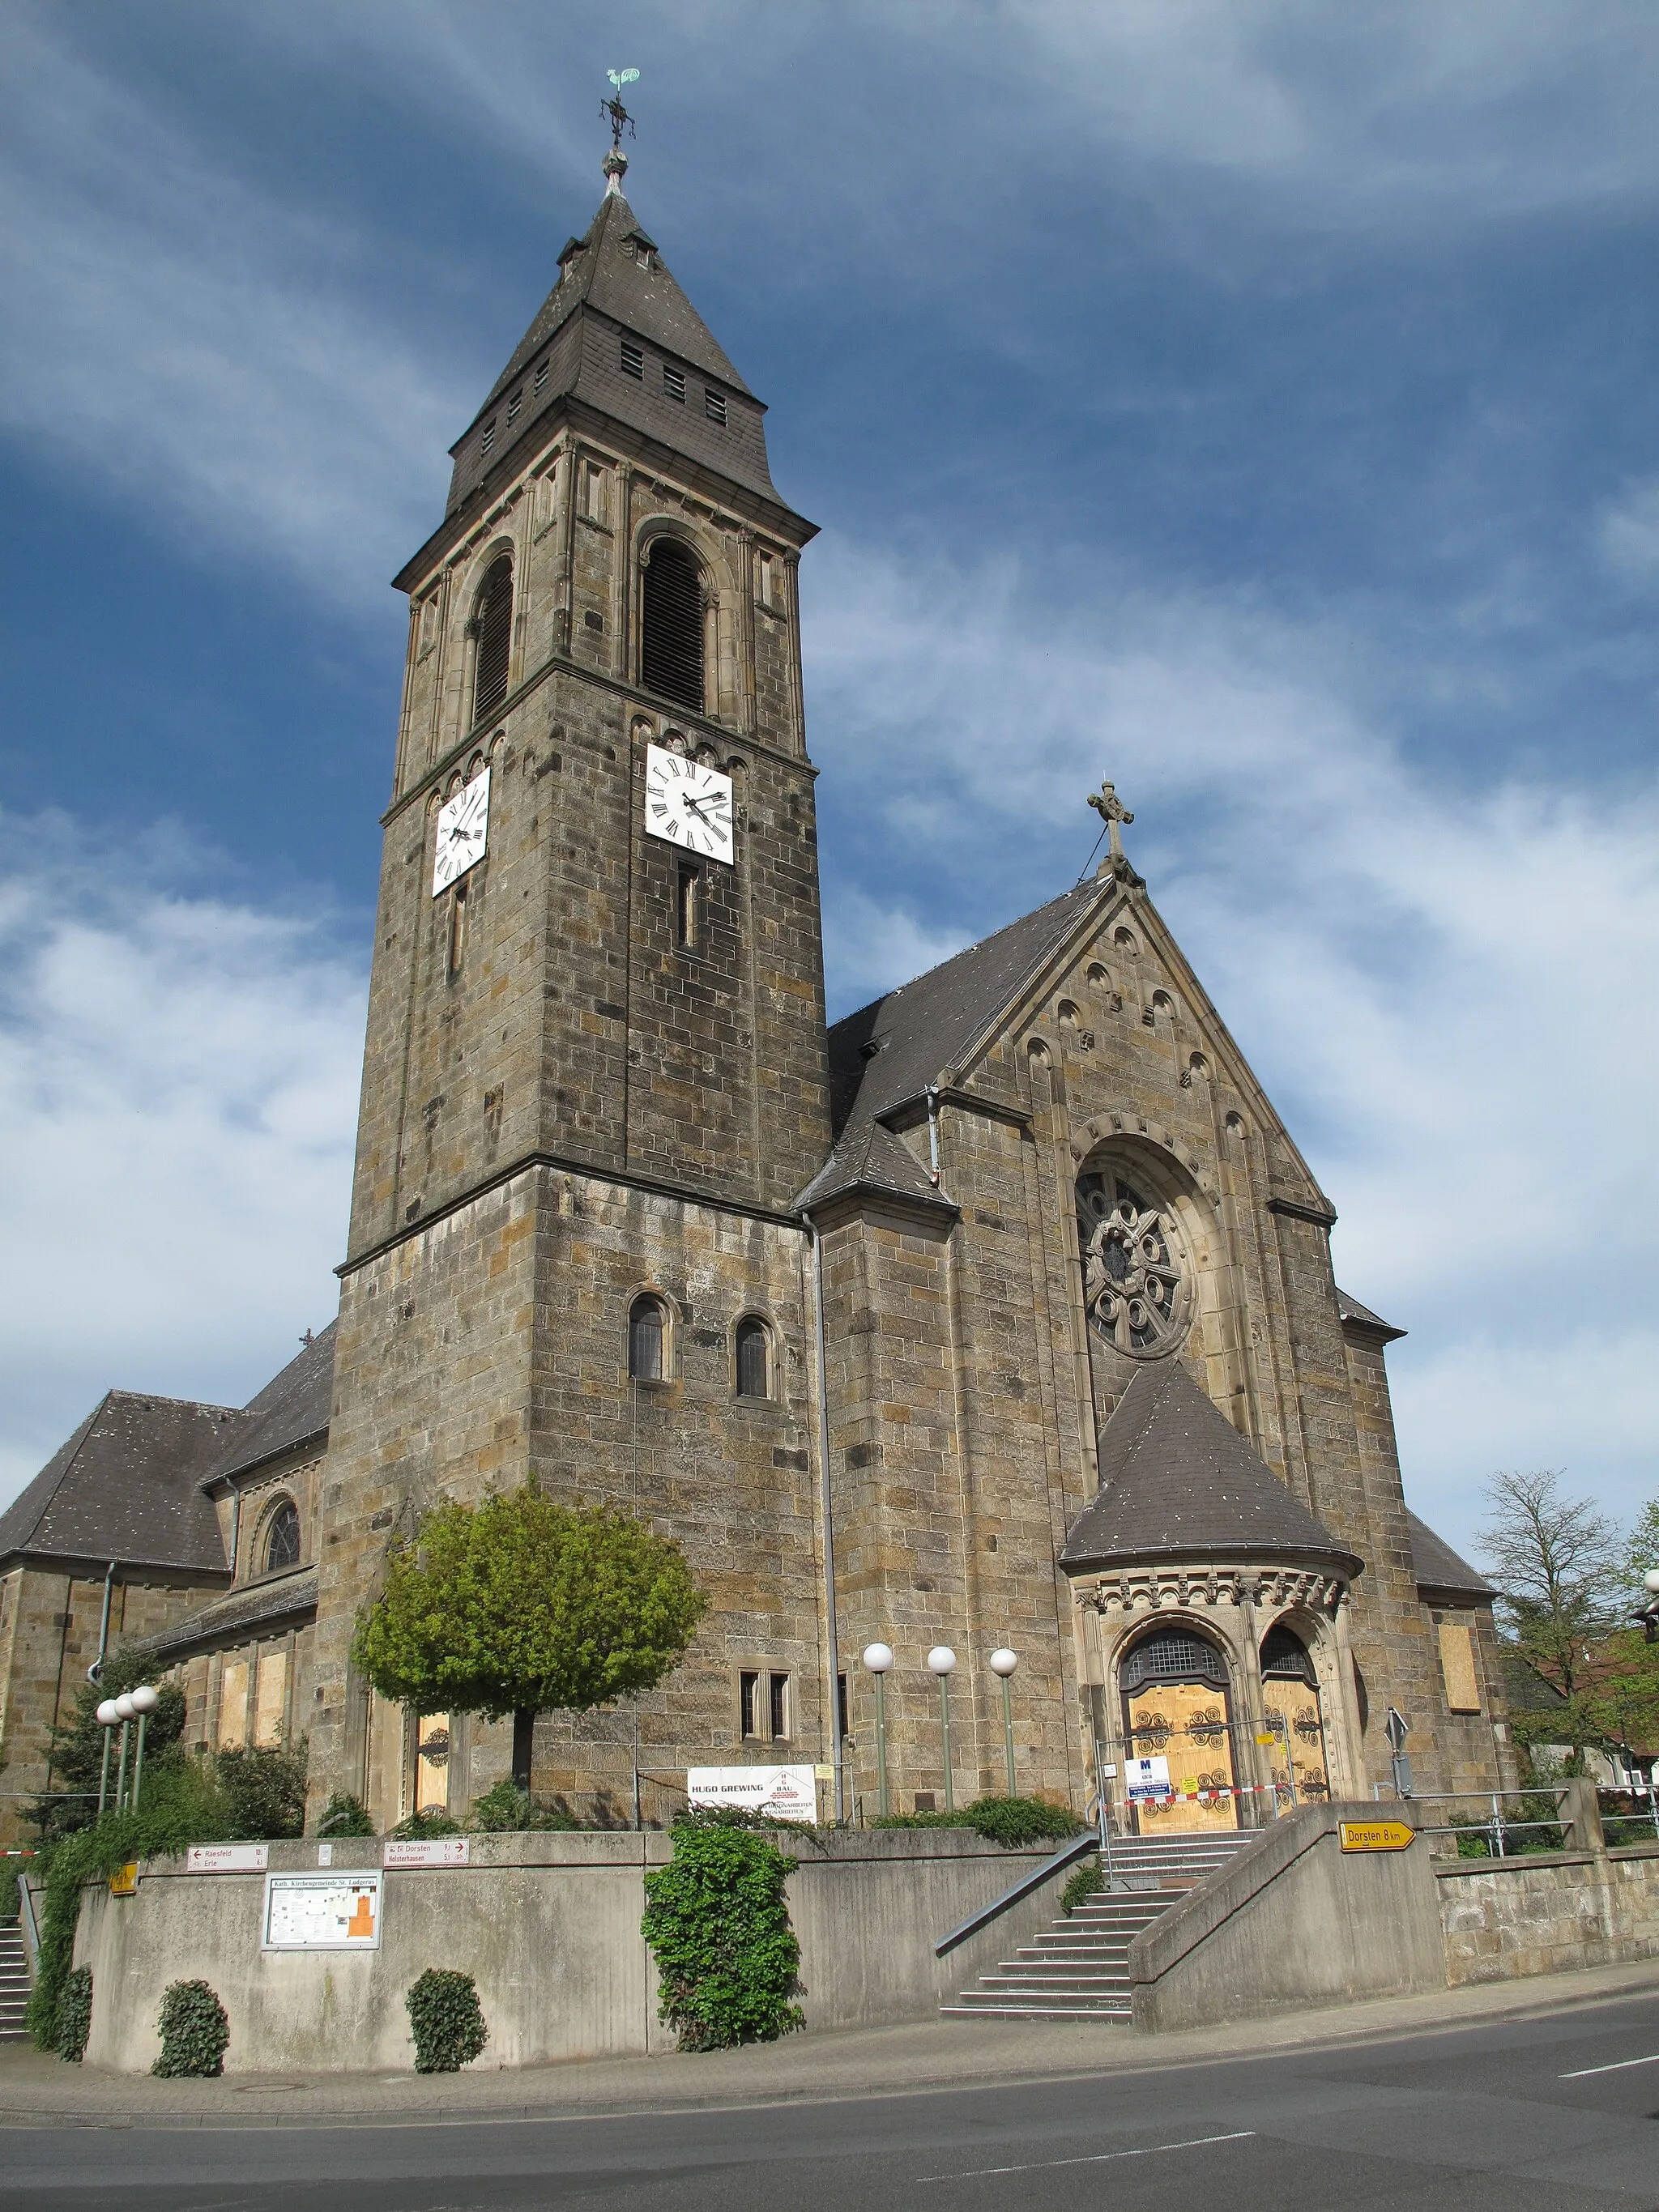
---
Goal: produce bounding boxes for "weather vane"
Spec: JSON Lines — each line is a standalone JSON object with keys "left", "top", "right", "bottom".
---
{"left": 601, "top": 67, "right": 639, "bottom": 191}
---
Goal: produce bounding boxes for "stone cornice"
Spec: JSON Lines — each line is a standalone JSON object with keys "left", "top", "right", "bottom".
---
{"left": 1070, "top": 1561, "right": 1352, "bottom": 1614}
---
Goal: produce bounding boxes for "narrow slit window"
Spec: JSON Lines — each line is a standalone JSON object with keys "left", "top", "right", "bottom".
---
{"left": 629, "top": 1294, "right": 665, "bottom": 1381}
{"left": 735, "top": 1315, "right": 770, "bottom": 1400}
{"left": 836, "top": 1672, "right": 850, "bottom": 1741}
{"left": 740, "top": 1670, "right": 761, "bottom": 1740}
{"left": 705, "top": 389, "right": 727, "bottom": 424}
{"left": 640, "top": 539, "right": 704, "bottom": 710}
{"left": 471, "top": 553, "right": 513, "bottom": 724}
{"left": 769, "top": 1673, "right": 790, "bottom": 1741}
{"left": 447, "top": 875, "right": 468, "bottom": 977}
{"left": 676, "top": 861, "right": 701, "bottom": 950}
{"left": 621, "top": 339, "right": 644, "bottom": 379}
{"left": 663, "top": 362, "right": 685, "bottom": 403}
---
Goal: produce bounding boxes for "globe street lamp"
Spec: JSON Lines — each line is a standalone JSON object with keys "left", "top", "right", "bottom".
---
{"left": 1635, "top": 1568, "right": 1659, "bottom": 1643}
{"left": 928, "top": 1647, "right": 957, "bottom": 1815}
{"left": 113, "top": 1693, "right": 137, "bottom": 1812}
{"left": 988, "top": 1648, "right": 1018, "bottom": 1796}
{"left": 95, "top": 1698, "right": 121, "bottom": 1817}
{"left": 863, "top": 1644, "right": 894, "bottom": 1818}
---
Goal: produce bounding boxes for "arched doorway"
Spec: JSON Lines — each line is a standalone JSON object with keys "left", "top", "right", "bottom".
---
{"left": 1119, "top": 1624, "right": 1240, "bottom": 1834}
{"left": 1260, "top": 1622, "right": 1329, "bottom": 1805}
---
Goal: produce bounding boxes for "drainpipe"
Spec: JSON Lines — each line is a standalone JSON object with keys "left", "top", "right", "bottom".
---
{"left": 808, "top": 1217, "right": 842, "bottom": 1822}
{"left": 87, "top": 1561, "right": 117, "bottom": 1686}
{"left": 925, "top": 1085, "right": 941, "bottom": 1184}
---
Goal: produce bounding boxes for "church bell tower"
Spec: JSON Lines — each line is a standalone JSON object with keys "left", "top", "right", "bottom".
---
{"left": 309, "top": 123, "right": 836, "bottom": 1820}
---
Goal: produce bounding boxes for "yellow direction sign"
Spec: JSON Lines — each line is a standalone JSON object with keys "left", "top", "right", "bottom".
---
{"left": 108, "top": 1861, "right": 139, "bottom": 1896}
{"left": 1339, "top": 1818, "right": 1414, "bottom": 1853}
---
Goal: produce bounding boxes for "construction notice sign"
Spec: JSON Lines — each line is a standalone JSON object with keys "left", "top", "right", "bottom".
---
{"left": 1127, "top": 1755, "right": 1173, "bottom": 1802}
{"left": 687, "top": 1766, "right": 819, "bottom": 1822}
{"left": 263, "top": 1869, "right": 382, "bottom": 1950}
{"left": 1338, "top": 1819, "right": 1414, "bottom": 1853}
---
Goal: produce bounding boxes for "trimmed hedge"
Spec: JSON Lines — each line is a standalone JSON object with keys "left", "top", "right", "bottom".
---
{"left": 869, "top": 1794, "right": 1085, "bottom": 1846}
{"left": 153, "top": 1980, "right": 229, "bottom": 2078}
{"left": 641, "top": 1815, "right": 804, "bottom": 2051}
{"left": 406, "top": 1968, "right": 489, "bottom": 2072}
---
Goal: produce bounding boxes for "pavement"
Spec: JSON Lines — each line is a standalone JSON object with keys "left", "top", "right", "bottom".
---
{"left": 1, "top": 1956, "right": 1656, "bottom": 2129}
{"left": 6, "top": 1967, "right": 1659, "bottom": 2212}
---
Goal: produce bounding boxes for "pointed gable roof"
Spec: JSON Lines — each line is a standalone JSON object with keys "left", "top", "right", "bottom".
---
{"left": 795, "top": 1118, "right": 958, "bottom": 1218}
{"left": 828, "top": 883, "right": 1102, "bottom": 1139}
{"left": 1060, "top": 1362, "right": 1362, "bottom": 1575}
{"left": 199, "top": 1322, "right": 336, "bottom": 1489}
{"left": 425, "top": 182, "right": 797, "bottom": 546}
{"left": 1405, "top": 1509, "right": 1495, "bottom": 1604}
{"left": 0, "top": 1393, "right": 237, "bottom": 1578}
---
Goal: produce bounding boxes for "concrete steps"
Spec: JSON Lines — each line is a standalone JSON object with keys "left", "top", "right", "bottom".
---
{"left": 0, "top": 1920, "right": 31, "bottom": 2043}
{"left": 942, "top": 1831, "right": 1253, "bottom": 2022}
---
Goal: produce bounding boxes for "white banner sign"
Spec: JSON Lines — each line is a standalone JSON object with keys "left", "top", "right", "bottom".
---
{"left": 186, "top": 1843, "right": 269, "bottom": 1873}
{"left": 382, "top": 1836, "right": 471, "bottom": 1868}
{"left": 687, "top": 1765, "right": 819, "bottom": 1823}
{"left": 263, "top": 1870, "right": 382, "bottom": 1950}
{"left": 1127, "top": 1755, "right": 1172, "bottom": 1802}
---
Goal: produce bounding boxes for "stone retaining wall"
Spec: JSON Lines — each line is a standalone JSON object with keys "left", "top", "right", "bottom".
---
{"left": 1435, "top": 1846, "right": 1659, "bottom": 1985}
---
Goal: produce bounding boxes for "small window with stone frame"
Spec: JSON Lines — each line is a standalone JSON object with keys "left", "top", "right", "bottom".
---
{"left": 734, "top": 1315, "right": 772, "bottom": 1400}
{"left": 629, "top": 1294, "right": 668, "bottom": 1382}
{"left": 261, "top": 1498, "right": 301, "bottom": 1575}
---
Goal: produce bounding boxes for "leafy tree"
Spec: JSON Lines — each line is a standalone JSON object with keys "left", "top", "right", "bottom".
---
{"left": 1478, "top": 1469, "right": 1623, "bottom": 1767}
{"left": 1626, "top": 1497, "right": 1659, "bottom": 1609}
{"left": 352, "top": 1483, "right": 706, "bottom": 1785}
{"left": 31, "top": 1646, "right": 186, "bottom": 1843}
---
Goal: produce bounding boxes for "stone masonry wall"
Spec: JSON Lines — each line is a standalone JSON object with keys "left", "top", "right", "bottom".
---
{"left": 1439, "top": 1848, "right": 1659, "bottom": 1984}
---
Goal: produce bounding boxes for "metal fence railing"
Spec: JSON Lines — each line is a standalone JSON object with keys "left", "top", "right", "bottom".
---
{"left": 1392, "top": 1788, "right": 1571, "bottom": 1860}
{"left": 1598, "top": 1783, "right": 1659, "bottom": 1848}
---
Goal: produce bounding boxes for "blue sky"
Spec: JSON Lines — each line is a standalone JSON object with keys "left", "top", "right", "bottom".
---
{"left": 2, "top": 2, "right": 1656, "bottom": 1562}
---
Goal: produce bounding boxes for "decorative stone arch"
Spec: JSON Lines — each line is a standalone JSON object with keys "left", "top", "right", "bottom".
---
{"left": 1071, "top": 1126, "right": 1220, "bottom": 1374}
{"left": 1253, "top": 1596, "right": 1365, "bottom": 1800}
{"left": 253, "top": 1491, "right": 303, "bottom": 1577}
{"left": 458, "top": 533, "right": 519, "bottom": 734}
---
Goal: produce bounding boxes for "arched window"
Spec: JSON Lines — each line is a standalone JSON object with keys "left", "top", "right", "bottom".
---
{"left": 735, "top": 1316, "right": 772, "bottom": 1400}
{"left": 262, "top": 1500, "right": 301, "bottom": 1575}
{"left": 629, "top": 1294, "right": 667, "bottom": 1382}
{"left": 471, "top": 553, "right": 513, "bottom": 726}
{"left": 640, "top": 539, "right": 704, "bottom": 710}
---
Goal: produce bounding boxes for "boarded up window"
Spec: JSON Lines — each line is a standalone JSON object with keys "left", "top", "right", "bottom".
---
{"left": 416, "top": 1711, "right": 450, "bottom": 1812}
{"left": 254, "top": 1647, "right": 288, "bottom": 1747}
{"left": 217, "top": 1658, "right": 249, "bottom": 1750}
{"left": 1439, "top": 1622, "right": 1481, "bottom": 1713}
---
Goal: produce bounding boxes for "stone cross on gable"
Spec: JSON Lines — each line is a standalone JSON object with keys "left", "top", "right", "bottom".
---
{"left": 1088, "top": 779, "right": 1135, "bottom": 862}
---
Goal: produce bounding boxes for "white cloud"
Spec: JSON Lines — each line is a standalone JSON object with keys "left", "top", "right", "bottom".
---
{"left": 0, "top": 817, "right": 365, "bottom": 1513}
{"left": 0, "top": 14, "right": 453, "bottom": 609}
{"left": 803, "top": 535, "right": 1659, "bottom": 1556}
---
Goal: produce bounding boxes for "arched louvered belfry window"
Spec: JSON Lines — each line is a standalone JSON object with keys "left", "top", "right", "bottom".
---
{"left": 640, "top": 538, "right": 705, "bottom": 711}
{"left": 471, "top": 553, "right": 514, "bottom": 726}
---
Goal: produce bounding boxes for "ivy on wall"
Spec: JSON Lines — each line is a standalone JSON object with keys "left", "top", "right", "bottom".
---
{"left": 641, "top": 1811, "right": 804, "bottom": 2051}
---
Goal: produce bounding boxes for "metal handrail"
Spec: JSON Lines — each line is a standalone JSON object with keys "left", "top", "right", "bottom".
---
{"left": 933, "top": 1831, "right": 1099, "bottom": 1958}
{"left": 17, "top": 1875, "right": 41, "bottom": 1977}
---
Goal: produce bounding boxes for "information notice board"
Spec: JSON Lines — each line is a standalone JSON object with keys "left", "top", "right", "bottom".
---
{"left": 262, "top": 1869, "right": 382, "bottom": 1951}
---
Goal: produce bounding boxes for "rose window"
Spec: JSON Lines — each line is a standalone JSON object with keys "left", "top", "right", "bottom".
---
{"left": 1077, "top": 1171, "right": 1190, "bottom": 1357}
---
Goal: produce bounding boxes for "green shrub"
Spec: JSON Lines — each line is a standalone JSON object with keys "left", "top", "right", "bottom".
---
{"left": 470, "top": 1780, "right": 579, "bottom": 1833}
{"left": 406, "top": 1968, "right": 489, "bottom": 2072}
{"left": 316, "top": 1791, "right": 376, "bottom": 1838}
{"left": 152, "top": 1979, "right": 229, "bottom": 2077}
{"left": 25, "top": 1758, "right": 228, "bottom": 2051}
{"left": 870, "top": 1795, "right": 1084, "bottom": 1846}
{"left": 1059, "top": 1858, "right": 1103, "bottom": 1914}
{"left": 28, "top": 1649, "right": 189, "bottom": 1843}
{"left": 0, "top": 1858, "right": 23, "bottom": 1919}
{"left": 642, "top": 1818, "right": 804, "bottom": 2052}
{"left": 215, "top": 1745, "right": 307, "bottom": 1840}
{"left": 54, "top": 1967, "right": 92, "bottom": 2063}
{"left": 389, "top": 1806, "right": 463, "bottom": 1840}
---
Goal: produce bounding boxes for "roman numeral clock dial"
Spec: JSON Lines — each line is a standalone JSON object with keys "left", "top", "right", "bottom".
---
{"left": 644, "top": 744, "right": 734, "bottom": 863}
{"left": 432, "top": 767, "right": 490, "bottom": 896}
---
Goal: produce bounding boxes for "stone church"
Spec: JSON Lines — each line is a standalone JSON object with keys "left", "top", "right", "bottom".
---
{"left": 0, "top": 146, "right": 1512, "bottom": 1845}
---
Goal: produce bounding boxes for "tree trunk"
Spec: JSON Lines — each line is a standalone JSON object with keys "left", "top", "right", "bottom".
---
{"left": 512, "top": 1709, "right": 535, "bottom": 1791}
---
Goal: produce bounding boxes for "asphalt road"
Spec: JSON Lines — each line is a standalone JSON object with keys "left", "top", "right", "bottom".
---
{"left": 5, "top": 1990, "right": 1659, "bottom": 2212}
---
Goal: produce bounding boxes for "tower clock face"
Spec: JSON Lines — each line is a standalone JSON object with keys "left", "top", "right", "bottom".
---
{"left": 433, "top": 767, "right": 490, "bottom": 896}
{"left": 644, "top": 744, "right": 734, "bottom": 864}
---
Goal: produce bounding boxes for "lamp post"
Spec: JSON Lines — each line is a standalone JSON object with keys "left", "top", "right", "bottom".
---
{"left": 862, "top": 1644, "right": 894, "bottom": 1818}
{"left": 113, "top": 1693, "right": 135, "bottom": 1812}
{"left": 129, "top": 1685, "right": 160, "bottom": 1813}
{"left": 928, "top": 1647, "right": 957, "bottom": 1814}
{"left": 95, "top": 1699, "right": 120, "bottom": 1817}
{"left": 988, "top": 1648, "right": 1018, "bottom": 1797}
{"left": 1634, "top": 1568, "right": 1659, "bottom": 1643}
